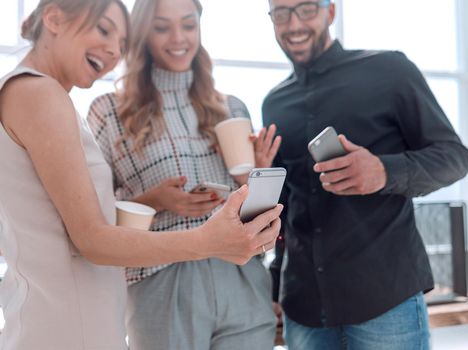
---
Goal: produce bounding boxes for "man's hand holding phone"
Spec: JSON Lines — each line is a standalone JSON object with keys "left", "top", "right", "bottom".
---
{"left": 313, "top": 134, "right": 387, "bottom": 196}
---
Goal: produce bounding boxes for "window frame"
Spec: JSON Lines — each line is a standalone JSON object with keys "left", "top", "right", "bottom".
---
{"left": 0, "top": 0, "right": 29, "bottom": 61}
{"left": 456, "top": 0, "right": 468, "bottom": 198}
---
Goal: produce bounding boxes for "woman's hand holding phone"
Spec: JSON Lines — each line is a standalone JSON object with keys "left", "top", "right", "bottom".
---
{"left": 190, "top": 182, "right": 231, "bottom": 199}
{"left": 138, "top": 176, "right": 223, "bottom": 217}
{"left": 199, "top": 185, "right": 283, "bottom": 265}
{"left": 239, "top": 168, "right": 286, "bottom": 223}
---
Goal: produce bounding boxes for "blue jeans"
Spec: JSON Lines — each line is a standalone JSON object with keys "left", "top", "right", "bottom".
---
{"left": 284, "top": 293, "right": 430, "bottom": 350}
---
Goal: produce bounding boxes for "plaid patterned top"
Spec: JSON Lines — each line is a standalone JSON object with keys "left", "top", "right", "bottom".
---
{"left": 87, "top": 68, "right": 250, "bottom": 285}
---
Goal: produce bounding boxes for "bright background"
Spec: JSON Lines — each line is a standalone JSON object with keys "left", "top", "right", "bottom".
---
{"left": 1, "top": 0, "right": 467, "bottom": 201}
{"left": 1, "top": 2, "right": 468, "bottom": 347}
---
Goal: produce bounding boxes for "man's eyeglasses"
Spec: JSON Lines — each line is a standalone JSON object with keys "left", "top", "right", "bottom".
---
{"left": 268, "top": 1, "right": 331, "bottom": 25}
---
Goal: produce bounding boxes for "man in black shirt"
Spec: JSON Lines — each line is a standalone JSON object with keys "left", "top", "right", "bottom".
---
{"left": 263, "top": 0, "right": 468, "bottom": 349}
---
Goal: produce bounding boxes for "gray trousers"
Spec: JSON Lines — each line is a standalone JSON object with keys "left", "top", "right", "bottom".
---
{"left": 126, "top": 258, "right": 276, "bottom": 350}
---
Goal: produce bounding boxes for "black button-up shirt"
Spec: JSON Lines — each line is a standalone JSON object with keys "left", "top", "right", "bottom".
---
{"left": 263, "top": 41, "right": 468, "bottom": 327}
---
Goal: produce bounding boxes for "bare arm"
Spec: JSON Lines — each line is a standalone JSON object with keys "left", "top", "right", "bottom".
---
{"left": 2, "top": 75, "right": 282, "bottom": 267}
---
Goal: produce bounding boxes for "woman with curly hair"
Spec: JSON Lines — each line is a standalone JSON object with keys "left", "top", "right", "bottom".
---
{"left": 87, "top": 0, "right": 281, "bottom": 348}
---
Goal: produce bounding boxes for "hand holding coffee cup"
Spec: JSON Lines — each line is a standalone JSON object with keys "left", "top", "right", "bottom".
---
{"left": 115, "top": 201, "right": 156, "bottom": 230}
{"left": 214, "top": 118, "right": 255, "bottom": 176}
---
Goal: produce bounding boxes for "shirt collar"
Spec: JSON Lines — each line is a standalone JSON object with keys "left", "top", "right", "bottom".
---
{"left": 294, "top": 40, "right": 345, "bottom": 85}
{"left": 151, "top": 67, "right": 193, "bottom": 92}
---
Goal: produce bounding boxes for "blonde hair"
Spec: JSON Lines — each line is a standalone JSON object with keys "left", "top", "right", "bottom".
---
{"left": 21, "top": 0, "right": 130, "bottom": 46}
{"left": 117, "top": 0, "right": 228, "bottom": 154}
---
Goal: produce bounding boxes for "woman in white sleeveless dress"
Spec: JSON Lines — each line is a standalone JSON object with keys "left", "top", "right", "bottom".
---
{"left": 0, "top": 1, "right": 282, "bottom": 349}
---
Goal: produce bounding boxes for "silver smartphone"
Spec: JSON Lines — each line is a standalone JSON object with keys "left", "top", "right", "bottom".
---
{"left": 239, "top": 168, "right": 287, "bottom": 223}
{"left": 308, "top": 126, "right": 347, "bottom": 162}
{"left": 190, "top": 181, "right": 231, "bottom": 197}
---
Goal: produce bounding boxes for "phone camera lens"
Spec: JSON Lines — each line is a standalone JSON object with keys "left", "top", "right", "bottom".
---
{"left": 256, "top": 172, "right": 261, "bottom": 177}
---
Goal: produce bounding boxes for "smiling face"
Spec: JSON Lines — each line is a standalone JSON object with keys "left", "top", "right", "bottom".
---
{"left": 147, "top": 0, "right": 200, "bottom": 72}
{"left": 269, "top": 0, "right": 335, "bottom": 65}
{"left": 50, "top": 2, "right": 128, "bottom": 89}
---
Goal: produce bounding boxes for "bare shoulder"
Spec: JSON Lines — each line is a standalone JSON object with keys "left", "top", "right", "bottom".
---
{"left": 1, "top": 74, "right": 78, "bottom": 148}
{"left": 2, "top": 74, "right": 72, "bottom": 116}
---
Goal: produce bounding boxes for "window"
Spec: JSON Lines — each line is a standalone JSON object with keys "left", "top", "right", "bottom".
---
{"left": 341, "top": 0, "right": 458, "bottom": 72}
{"left": 0, "top": 2, "right": 19, "bottom": 46}
{"left": 337, "top": 0, "right": 467, "bottom": 201}
{"left": 414, "top": 202, "right": 468, "bottom": 304}
{"left": 1, "top": 0, "right": 467, "bottom": 200}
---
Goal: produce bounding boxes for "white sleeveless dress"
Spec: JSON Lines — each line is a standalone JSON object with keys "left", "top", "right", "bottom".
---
{"left": 0, "top": 67, "right": 127, "bottom": 350}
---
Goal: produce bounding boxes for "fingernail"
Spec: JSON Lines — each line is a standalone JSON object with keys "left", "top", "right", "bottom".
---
{"left": 211, "top": 193, "right": 218, "bottom": 200}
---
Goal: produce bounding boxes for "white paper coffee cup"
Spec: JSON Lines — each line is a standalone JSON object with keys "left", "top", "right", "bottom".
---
{"left": 115, "top": 201, "right": 156, "bottom": 230}
{"left": 214, "top": 118, "right": 255, "bottom": 176}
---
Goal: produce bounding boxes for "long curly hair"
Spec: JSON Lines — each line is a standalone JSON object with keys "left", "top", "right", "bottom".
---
{"left": 116, "top": 0, "right": 227, "bottom": 154}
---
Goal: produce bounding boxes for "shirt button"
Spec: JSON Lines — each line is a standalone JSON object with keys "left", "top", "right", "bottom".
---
{"left": 314, "top": 228, "right": 322, "bottom": 234}
{"left": 310, "top": 188, "right": 317, "bottom": 194}
{"left": 317, "top": 266, "right": 324, "bottom": 273}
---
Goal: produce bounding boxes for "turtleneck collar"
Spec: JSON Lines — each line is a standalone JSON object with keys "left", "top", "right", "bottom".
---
{"left": 151, "top": 67, "right": 193, "bottom": 92}
{"left": 294, "top": 40, "right": 345, "bottom": 85}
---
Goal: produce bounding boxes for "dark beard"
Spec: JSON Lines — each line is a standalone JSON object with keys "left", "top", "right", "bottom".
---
{"left": 304, "top": 27, "right": 329, "bottom": 65}
{"left": 284, "top": 26, "right": 330, "bottom": 67}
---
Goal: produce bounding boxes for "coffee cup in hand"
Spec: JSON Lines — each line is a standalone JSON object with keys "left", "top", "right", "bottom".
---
{"left": 214, "top": 118, "right": 255, "bottom": 176}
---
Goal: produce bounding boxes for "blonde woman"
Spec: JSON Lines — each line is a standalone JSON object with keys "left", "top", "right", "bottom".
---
{"left": 0, "top": 0, "right": 282, "bottom": 349}
{"left": 87, "top": 0, "right": 282, "bottom": 348}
